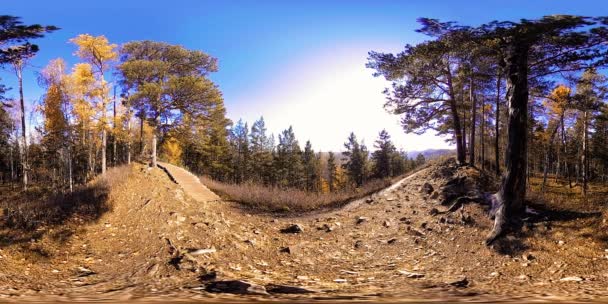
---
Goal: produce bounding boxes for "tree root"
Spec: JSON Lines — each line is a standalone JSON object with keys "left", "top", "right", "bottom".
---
{"left": 485, "top": 203, "right": 507, "bottom": 246}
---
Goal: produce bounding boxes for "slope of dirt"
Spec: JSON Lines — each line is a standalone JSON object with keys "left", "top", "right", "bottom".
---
{"left": 0, "top": 161, "right": 607, "bottom": 302}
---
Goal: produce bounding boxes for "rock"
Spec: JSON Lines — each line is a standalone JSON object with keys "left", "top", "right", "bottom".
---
{"left": 398, "top": 270, "right": 424, "bottom": 278}
{"left": 77, "top": 266, "right": 95, "bottom": 277}
{"left": 522, "top": 253, "right": 534, "bottom": 261}
{"left": 333, "top": 279, "right": 347, "bottom": 283}
{"left": 421, "top": 183, "right": 434, "bottom": 195}
{"left": 189, "top": 248, "right": 216, "bottom": 255}
{"left": 280, "top": 224, "right": 304, "bottom": 234}
{"left": 429, "top": 208, "right": 439, "bottom": 216}
{"left": 205, "top": 280, "right": 268, "bottom": 295}
{"left": 296, "top": 275, "right": 309, "bottom": 280}
{"left": 560, "top": 276, "right": 584, "bottom": 282}
{"left": 383, "top": 220, "right": 391, "bottom": 228}
{"left": 558, "top": 240, "right": 565, "bottom": 246}
{"left": 318, "top": 223, "right": 333, "bottom": 232}
{"left": 430, "top": 191, "right": 439, "bottom": 199}
{"left": 387, "top": 238, "right": 397, "bottom": 244}
{"left": 446, "top": 276, "right": 469, "bottom": 287}
{"left": 420, "top": 222, "right": 428, "bottom": 229}
{"left": 356, "top": 216, "right": 368, "bottom": 225}
{"left": 365, "top": 198, "right": 374, "bottom": 204}
{"left": 266, "top": 284, "right": 315, "bottom": 294}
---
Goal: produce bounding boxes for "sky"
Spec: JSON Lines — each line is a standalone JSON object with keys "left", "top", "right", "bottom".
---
{"left": 1, "top": 0, "right": 606, "bottom": 152}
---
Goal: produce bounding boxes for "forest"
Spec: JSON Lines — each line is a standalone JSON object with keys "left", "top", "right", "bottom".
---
{"left": 0, "top": 16, "right": 424, "bottom": 208}
{"left": 1, "top": 8, "right": 608, "bottom": 302}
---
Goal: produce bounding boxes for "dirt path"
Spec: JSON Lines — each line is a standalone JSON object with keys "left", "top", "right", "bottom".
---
{"left": 1, "top": 162, "right": 607, "bottom": 302}
{"left": 157, "top": 162, "right": 220, "bottom": 202}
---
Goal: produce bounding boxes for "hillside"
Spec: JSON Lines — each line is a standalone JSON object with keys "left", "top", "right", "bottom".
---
{"left": 0, "top": 160, "right": 607, "bottom": 302}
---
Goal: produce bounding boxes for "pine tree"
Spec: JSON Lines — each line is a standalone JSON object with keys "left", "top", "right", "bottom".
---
{"left": 371, "top": 129, "right": 396, "bottom": 178}
{"left": 302, "top": 140, "right": 321, "bottom": 191}
{"left": 275, "top": 126, "right": 303, "bottom": 189}
{"left": 342, "top": 132, "right": 368, "bottom": 187}
{"left": 327, "top": 151, "right": 338, "bottom": 192}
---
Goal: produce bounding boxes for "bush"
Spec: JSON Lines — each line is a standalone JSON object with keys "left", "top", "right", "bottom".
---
{"left": 200, "top": 176, "right": 393, "bottom": 212}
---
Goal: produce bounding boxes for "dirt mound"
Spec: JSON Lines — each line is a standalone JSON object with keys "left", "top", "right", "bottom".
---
{"left": 0, "top": 161, "right": 607, "bottom": 302}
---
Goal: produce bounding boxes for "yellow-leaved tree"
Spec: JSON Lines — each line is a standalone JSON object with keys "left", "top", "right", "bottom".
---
{"left": 162, "top": 137, "right": 183, "bottom": 165}
{"left": 70, "top": 34, "right": 117, "bottom": 175}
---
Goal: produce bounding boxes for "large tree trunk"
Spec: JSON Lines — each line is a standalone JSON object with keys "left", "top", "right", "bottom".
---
{"left": 151, "top": 133, "right": 157, "bottom": 167}
{"left": 495, "top": 71, "right": 501, "bottom": 176}
{"left": 469, "top": 77, "right": 477, "bottom": 165}
{"left": 446, "top": 69, "right": 466, "bottom": 164}
{"left": 486, "top": 44, "right": 529, "bottom": 245}
{"left": 16, "top": 63, "right": 28, "bottom": 191}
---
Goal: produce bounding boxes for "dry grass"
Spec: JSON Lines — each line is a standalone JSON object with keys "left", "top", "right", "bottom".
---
{"left": 200, "top": 177, "right": 394, "bottom": 212}
{"left": 0, "top": 165, "right": 131, "bottom": 231}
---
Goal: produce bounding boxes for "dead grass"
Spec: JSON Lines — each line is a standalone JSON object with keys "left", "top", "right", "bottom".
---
{"left": 200, "top": 177, "right": 394, "bottom": 212}
{"left": 0, "top": 165, "right": 131, "bottom": 231}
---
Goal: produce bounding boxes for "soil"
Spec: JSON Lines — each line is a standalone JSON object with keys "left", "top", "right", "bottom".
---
{"left": 0, "top": 159, "right": 607, "bottom": 303}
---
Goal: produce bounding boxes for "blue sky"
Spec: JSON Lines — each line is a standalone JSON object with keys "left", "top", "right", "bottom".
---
{"left": 1, "top": 0, "right": 605, "bottom": 152}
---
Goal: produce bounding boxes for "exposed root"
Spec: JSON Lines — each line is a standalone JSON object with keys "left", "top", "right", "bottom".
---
{"left": 485, "top": 203, "right": 508, "bottom": 246}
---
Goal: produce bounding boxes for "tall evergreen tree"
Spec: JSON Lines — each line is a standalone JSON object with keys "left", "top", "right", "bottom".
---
{"left": 342, "top": 132, "right": 368, "bottom": 187}
{"left": 372, "top": 129, "right": 396, "bottom": 178}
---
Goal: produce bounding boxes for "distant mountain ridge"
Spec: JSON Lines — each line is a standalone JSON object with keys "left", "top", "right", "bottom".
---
{"left": 406, "top": 149, "right": 454, "bottom": 160}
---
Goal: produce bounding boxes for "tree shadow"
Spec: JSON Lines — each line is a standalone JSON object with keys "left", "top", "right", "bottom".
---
{"left": 0, "top": 179, "right": 113, "bottom": 252}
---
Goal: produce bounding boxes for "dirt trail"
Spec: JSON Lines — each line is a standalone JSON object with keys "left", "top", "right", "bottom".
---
{"left": 157, "top": 162, "right": 220, "bottom": 202}
{"left": 0, "top": 161, "right": 607, "bottom": 302}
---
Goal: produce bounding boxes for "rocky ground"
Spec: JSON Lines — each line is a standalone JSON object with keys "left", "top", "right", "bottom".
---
{"left": 0, "top": 160, "right": 607, "bottom": 302}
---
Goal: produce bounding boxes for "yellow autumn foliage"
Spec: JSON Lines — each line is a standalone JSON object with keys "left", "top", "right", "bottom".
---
{"left": 162, "top": 137, "right": 183, "bottom": 165}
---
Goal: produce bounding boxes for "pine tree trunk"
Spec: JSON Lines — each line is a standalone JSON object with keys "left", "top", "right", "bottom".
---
{"left": 495, "top": 72, "right": 501, "bottom": 176}
{"left": 481, "top": 98, "right": 486, "bottom": 170}
{"left": 151, "top": 132, "right": 157, "bottom": 168}
{"left": 462, "top": 103, "right": 467, "bottom": 161}
{"left": 140, "top": 116, "right": 144, "bottom": 157}
{"left": 469, "top": 77, "right": 477, "bottom": 165}
{"left": 582, "top": 110, "right": 588, "bottom": 197}
{"left": 17, "top": 63, "right": 28, "bottom": 191}
{"left": 446, "top": 69, "right": 466, "bottom": 164}
{"left": 486, "top": 44, "right": 529, "bottom": 245}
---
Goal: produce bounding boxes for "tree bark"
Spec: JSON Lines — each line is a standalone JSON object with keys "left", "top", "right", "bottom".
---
{"left": 469, "top": 76, "right": 477, "bottom": 165}
{"left": 446, "top": 68, "right": 466, "bottom": 164}
{"left": 113, "top": 87, "right": 117, "bottom": 165}
{"left": 495, "top": 71, "right": 501, "bottom": 176}
{"left": 101, "top": 129, "right": 107, "bottom": 175}
{"left": 486, "top": 43, "right": 529, "bottom": 245}
{"left": 16, "top": 62, "right": 28, "bottom": 191}
{"left": 151, "top": 133, "right": 157, "bottom": 167}
{"left": 582, "top": 110, "right": 588, "bottom": 197}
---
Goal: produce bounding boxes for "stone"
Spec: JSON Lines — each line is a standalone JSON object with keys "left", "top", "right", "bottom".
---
{"left": 280, "top": 224, "right": 304, "bottom": 234}
{"left": 560, "top": 276, "right": 584, "bottom": 282}
{"left": 365, "top": 198, "right": 374, "bottom": 204}
{"left": 189, "top": 248, "right": 216, "bottom": 255}
{"left": 421, "top": 183, "right": 434, "bottom": 194}
{"left": 356, "top": 216, "right": 368, "bottom": 225}
{"left": 398, "top": 270, "right": 424, "bottom": 278}
{"left": 429, "top": 208, "right": 439, "bottom": 216}
{"left": 205, "top": 280, "right": 268, "bottom": 295}
{"left": 383, "top": 220, "right": 391, "bottom": 228}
